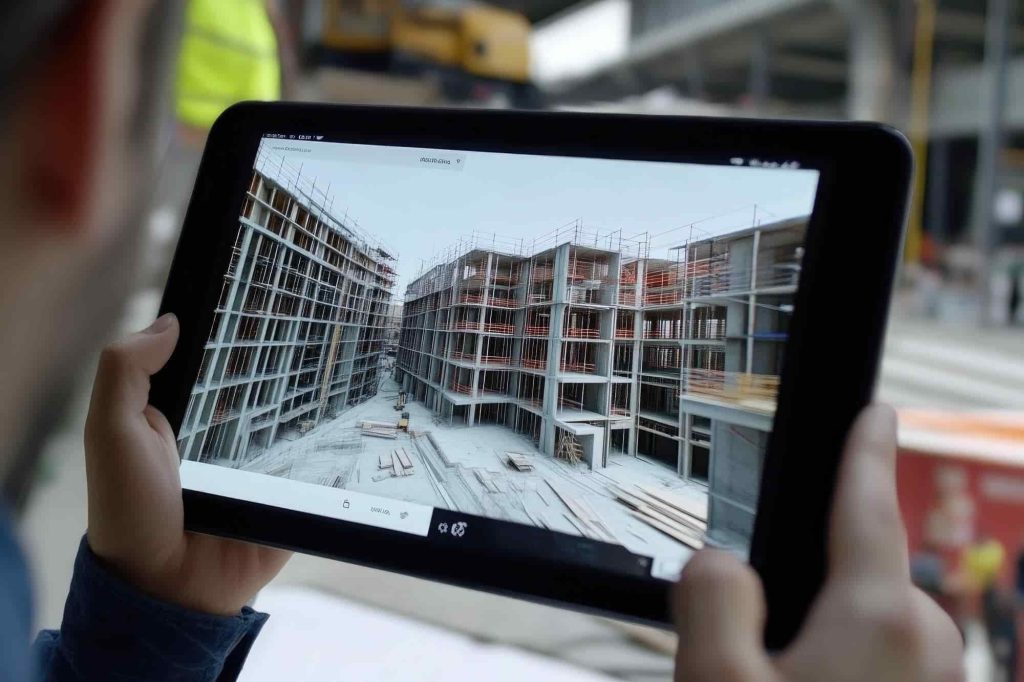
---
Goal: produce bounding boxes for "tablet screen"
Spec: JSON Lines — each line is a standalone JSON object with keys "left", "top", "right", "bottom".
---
{"left": 177, "top": 135, "right": 820, "bottom": 582}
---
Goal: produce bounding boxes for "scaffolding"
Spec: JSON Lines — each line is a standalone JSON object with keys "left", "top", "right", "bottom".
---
{"left": 394, "top": 215, "right": 805, "bottom": 492}
{"left": 178, "top": 160, "right": 395, "bottom": 466}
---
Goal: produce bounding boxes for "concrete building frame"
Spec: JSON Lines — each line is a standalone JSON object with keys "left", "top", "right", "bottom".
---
{"left": 396, "top": 216, "right": 806, "bottom": 546}
{"left": 178, "top": 164, "right": 396, "bottom": 468}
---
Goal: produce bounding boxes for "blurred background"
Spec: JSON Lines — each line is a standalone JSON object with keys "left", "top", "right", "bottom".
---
{"left": 20, "top": 1, "right": 1024, "bottom": 681}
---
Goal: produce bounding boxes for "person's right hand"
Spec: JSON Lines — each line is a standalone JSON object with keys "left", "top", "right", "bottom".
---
{"left": 673, "top": 404, "right": 964, "bottom": 682}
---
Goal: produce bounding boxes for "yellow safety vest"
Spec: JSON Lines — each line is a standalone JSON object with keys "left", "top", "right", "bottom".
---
{"left": 176, "top": 0, "right": 281, "bottom": 130}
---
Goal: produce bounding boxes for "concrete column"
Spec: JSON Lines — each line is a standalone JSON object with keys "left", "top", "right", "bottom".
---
{"left": 833, "top": 0, "right": 896, "bottom": 121}
{"left": 928, "top": 138, "right": 950, "bottom": 245}
{"left": 748, "top": 29, "right": 771, "bottom": 111}
{"left": 541, "top": 244, "right": 572, "bottom": 456}
{"left": 746, "top": 230, "right": 761, "bottom": 373}
{"left": 628, "top": 258, "right": 645, "bottom": 457}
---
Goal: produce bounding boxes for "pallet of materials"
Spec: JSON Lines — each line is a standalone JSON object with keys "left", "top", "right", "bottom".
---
{"left": 362, "top": 422, "right": 398, "bottom": 439}
{"left": 505, "top": 452, "right": 535, "bottom": 471}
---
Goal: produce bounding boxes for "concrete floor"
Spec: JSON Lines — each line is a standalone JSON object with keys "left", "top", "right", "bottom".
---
{"left": 235, "top": 377, "right": 700, "bottom": 575}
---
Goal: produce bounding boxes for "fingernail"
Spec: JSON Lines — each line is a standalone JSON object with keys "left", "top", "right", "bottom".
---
{"left": 145, "top": 313, "right": 176, "bottom": 334}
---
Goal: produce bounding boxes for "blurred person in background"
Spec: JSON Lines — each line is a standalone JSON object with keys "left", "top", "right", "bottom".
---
{"left": 148, "top": 0, "right": 296, "bottom": 286}
{"left": 961, "top": 534, "right": 1017, "bottom": 681}
{"left": 0, "top": 3, "right": 963, "bottom": 682}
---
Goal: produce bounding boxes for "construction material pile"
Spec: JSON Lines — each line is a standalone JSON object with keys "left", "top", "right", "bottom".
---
{"left": 611, "top": 485, "right": 707, "bottom": 550}
{"left": 505, "top": 452, "right": 535, "bottom": 472}
{"left": 362, "top": 420, "right": 398, "bottom": 439}
{"left": 373, "top": 448, "right": 415, "bottom": 481}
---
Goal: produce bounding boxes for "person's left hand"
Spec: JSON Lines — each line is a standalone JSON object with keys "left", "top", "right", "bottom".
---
{"left": 85, "top": 313, "right": 291, "bottom": 615}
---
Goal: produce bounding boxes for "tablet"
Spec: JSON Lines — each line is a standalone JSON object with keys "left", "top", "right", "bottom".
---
{"left": 153, "top": 103, "right": 910, "bottom": 647}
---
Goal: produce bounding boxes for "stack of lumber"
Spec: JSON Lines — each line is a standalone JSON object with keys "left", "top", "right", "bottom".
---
{"left": 362, "top": 420, "right": 398, "bottom": 439}
{"left": 505, "top": 452, "right": 535, "bottom": 472}
{"left": 393, "top": 448, "right": 414, "bottom": 477}
{"left": 612, "top": 484, "right": 707, "bottom": 550}
{"left": 373, "top": 448, "right": 415, "bottom": 479}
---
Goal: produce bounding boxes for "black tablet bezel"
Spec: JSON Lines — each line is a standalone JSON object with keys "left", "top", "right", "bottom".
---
{"left": 152, "top": 102, "right": 911, "bottom": 647}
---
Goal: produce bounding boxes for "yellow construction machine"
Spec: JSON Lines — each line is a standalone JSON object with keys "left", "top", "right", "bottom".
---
{"left": 320, "top": 0, "right": 539, "bottom": 106}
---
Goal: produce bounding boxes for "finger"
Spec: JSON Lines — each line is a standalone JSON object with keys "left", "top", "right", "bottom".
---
{"left": 673, "top": 550, "right": 770, "bottom": 681}
{"left": 912, "top": 588, "right": 966, "bottom": 681}
{"left": 828, "top": 403, "right": 909, "bottom": 584}
{"left": 90, "top": 313, "right": 179, "bottom": 418}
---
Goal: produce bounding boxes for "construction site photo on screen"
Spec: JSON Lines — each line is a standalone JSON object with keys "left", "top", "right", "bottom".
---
{"left": 177, "top": 136, "right": 820, "bottom": 580}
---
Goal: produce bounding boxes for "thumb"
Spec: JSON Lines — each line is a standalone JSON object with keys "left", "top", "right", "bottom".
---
{"left": 90, "top": 313, "right": 179, "bottom": 419}
{"left": 828, "top": 403, "right": 907, "bottom": 585}
{"left": 673, "top": 550, "right": 771, "bottom": 681}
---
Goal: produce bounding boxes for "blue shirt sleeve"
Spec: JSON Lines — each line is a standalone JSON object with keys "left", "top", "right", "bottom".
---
{"left": 32, "top": 537, "right": 269, "bottom": 682}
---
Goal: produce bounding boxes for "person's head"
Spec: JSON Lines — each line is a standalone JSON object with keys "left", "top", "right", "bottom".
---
{"left": 0, "top": 1, "right": 182, "bottom": 509}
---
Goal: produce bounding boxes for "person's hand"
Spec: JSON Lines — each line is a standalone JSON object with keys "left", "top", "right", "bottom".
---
{"left": 85, "top": 313, "right": 291, "bottom": 615}
{"left": 673, "top": 404, "right": 964, "bottom": 682}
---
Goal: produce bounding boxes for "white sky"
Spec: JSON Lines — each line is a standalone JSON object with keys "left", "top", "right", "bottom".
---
{"left": 255, "top": 139, "right": 820, "bottom": 299}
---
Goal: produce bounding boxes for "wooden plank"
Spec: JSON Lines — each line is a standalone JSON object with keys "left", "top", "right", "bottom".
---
{"left": 547, "top": 482, "right": 613, "bottom": 543}
{"left": 396, "top": 448, "right": 414, "bottom": 470}
{"left": 628, "top": 511, "right": 705, "bottom": 550}
{"left": 363, "top": 428, "right": 398, "bottom": 440}
{"left": 637, "top": 484, "right": 708, "bottom": 523}
{"left": 613, "top": 487, "right": 706, "bottom": 538}
{"left": 575, "top": 496, "right": 619, "bottom": 544}
{"left": 378, "top": 453, "right": 393, "bottom": 470}
{"left": 563, "top": 513, "right": 595, "bottom": 539}
{"left": 391, "top": 451, "right": 405, "bottom": 476}
{"left": 623, "top": 487, "right": 708, "bottom": 533}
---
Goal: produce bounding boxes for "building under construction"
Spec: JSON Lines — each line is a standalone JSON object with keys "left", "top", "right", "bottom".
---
{"left": 178, "top": 161, "right": 396, "bottom": 466}
{"left": 396, "top": 216, "right": 805, "bottom": 546}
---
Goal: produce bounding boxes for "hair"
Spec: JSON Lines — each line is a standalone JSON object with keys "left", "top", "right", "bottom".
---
{"left": 0, "top": 1, "right": 185, "bottom": 512}
{"left": 0, "top": 2, "right": 78, "bottom": 110}
{"left": 0, "top": 2, "right": 182, "bottom": 141}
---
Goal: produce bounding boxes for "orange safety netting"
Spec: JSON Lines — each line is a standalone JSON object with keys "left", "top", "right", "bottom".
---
{"left": 560, "top": 362, "right": 596, "bottom": 373}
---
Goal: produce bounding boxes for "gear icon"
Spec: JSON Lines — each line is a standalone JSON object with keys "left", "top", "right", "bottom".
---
{"left": 437, "top": 522, "right": 449, "bottom": 534}
{"left": 451, "top": 521, "right": 468, "bottom": 537}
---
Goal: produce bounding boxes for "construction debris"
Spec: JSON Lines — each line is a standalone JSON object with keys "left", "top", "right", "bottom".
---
{"left": 505, "top": 452, "right": 535, "bottom": 471}
{"left": 546, "top": 481, "right": 618, "bottom": 544}
{"left": 612, "top": 484, "right": 707, "bottom": 550}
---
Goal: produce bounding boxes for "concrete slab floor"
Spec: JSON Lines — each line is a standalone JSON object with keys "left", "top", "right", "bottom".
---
{"left": 235, "top": 376, "right": 700, "bottom": 575}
